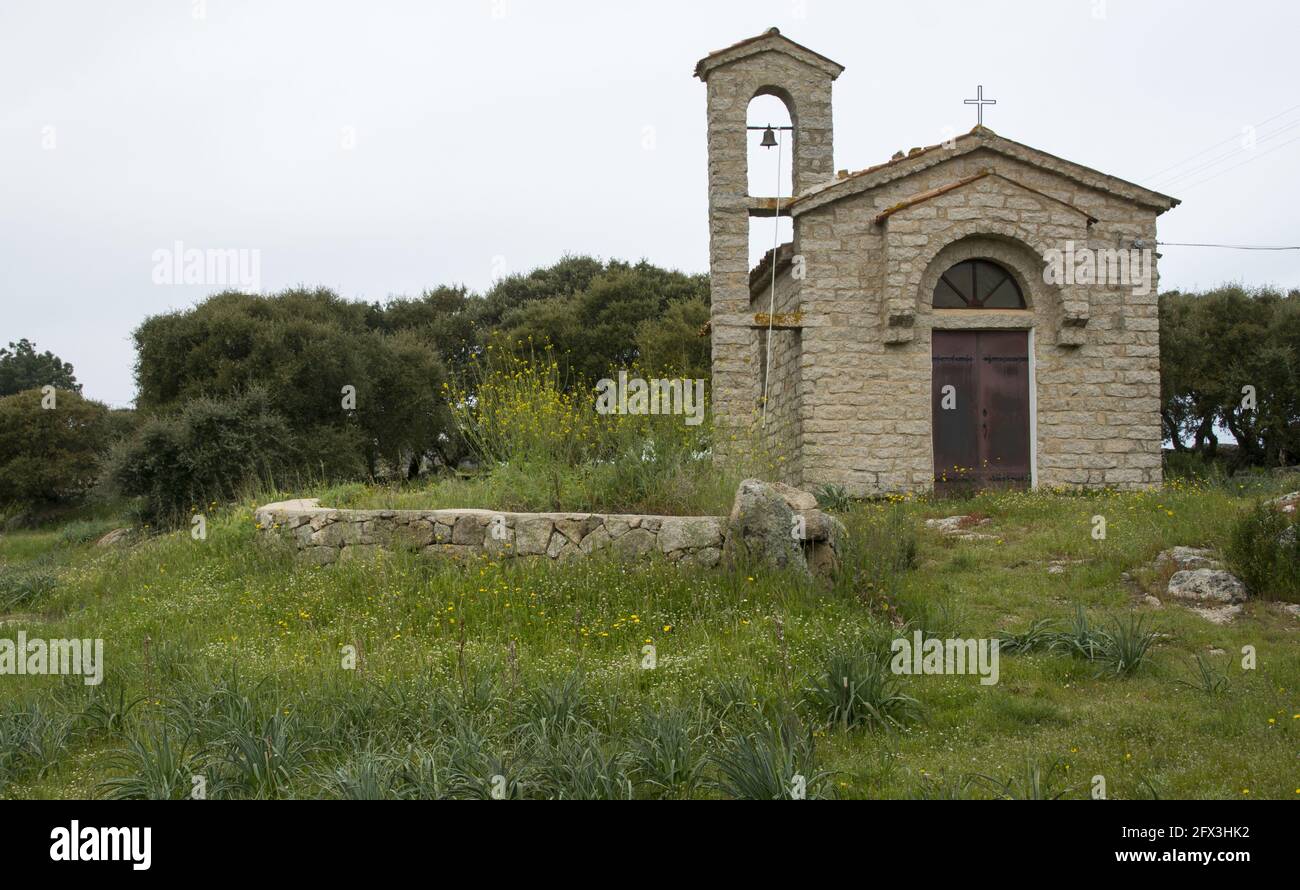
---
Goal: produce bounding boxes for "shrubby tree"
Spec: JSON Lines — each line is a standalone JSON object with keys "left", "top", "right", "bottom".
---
{"left": 1160, "top": 286, "right": 1300, "bottom": 469}
{"left": 0, "top": 388, "right": 109, "bottom": 504}
{"left": 635, "top": 298, "right": 711, "bottom": 380}
{"left": 128, "top": 259, "right": 710, "bottom": 483}
{"left": 496, "top": 260, "right": 710, "bottom": 383}
{"left": 104, "top": 387, "right": 292, "bottom": 522}
{"left": 473, "top": 255, "right": 607, "bottom": 331}
{"left": 377, "top": 285, "right": 478, "bottom": 375}
{"left": 0, "top": 339, "right": 80, "bottom": 396}
{"left": 132, "top": 288, "right": 447, "bottom": 479}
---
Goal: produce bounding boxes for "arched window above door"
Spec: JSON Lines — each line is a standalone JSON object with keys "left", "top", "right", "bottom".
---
{"left": 933, "top": 259, "right": 1025, "bottom": 309}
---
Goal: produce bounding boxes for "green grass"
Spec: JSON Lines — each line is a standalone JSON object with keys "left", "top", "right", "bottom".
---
{"left": 311, "top": 456, "right": 742, "bottom": 517}
{"left": 0, "top": 474, "right": 1297, "bottom": 799}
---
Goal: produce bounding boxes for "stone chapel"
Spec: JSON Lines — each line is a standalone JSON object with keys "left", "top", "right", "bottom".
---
{"left": 696, "top": 28, "right": 1180, "bottom": 496}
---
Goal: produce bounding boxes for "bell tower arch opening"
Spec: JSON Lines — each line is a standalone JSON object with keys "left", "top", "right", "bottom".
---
{"left": 747, "top": 92, "right": 795, "bottom": 269}
{"left": 747, "top": 92, "right": 794, "bottom": 198}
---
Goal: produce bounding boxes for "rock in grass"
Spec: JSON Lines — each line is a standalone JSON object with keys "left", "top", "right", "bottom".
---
{"left": 1154, "top": 546, "right": 1220, "bottom": 572}
{"left": 1190, "top": 604, "right": 1243, "bottom": 625}
{"left": 924, "top": 515, "right": 994, "bottom": 540}
{"left": 1273, "top": 602, "right": 1300, "bottom": 621}
{"left": 94, "top": 528, "right": 134, "bottom": 548}
{"left": 1167, "top": 568, "right": 1246, "bottom": 604}
{"left": 1269, "top": 491, "right": 1300, "bottom": 513}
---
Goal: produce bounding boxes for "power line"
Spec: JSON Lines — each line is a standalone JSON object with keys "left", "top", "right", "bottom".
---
{"left": 1151, "top": 117, "right": 1300, "bottom": 189}
{"left": 1175, "top": 130, "right": 1300, "bottom": 192}
{"left": 1142, "top": 101, "right": 1300, "bottom": 183}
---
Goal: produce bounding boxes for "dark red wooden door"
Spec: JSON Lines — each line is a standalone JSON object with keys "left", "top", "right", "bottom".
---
{"left": 932, "top": 330, "right": 1030, "bottom": 496}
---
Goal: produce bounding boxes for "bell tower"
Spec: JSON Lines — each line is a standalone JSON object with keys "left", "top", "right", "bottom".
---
{"left": 695, "top": 28, "right": 843, "bottom": 448}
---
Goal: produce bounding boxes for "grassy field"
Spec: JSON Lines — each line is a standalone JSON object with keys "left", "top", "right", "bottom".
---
{"left": 1, "top": 473, "right": 1297, "bottom": 800}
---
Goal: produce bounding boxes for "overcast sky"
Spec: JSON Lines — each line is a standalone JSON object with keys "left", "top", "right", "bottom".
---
{"left": 2, "top": 0, "right": 1298, "bottom": 407}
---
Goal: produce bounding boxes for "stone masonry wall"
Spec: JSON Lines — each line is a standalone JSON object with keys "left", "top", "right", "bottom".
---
{"left": 255, "top": 500, "right": 727, "bottom": 568}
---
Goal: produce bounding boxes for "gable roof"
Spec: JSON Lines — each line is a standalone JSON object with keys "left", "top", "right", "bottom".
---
{"left": 788, "top": 126, "right": 1179, "bottom": 216}
{"left": 872, "top": 170, "right": 1099, "bottom": 226}
{"left": 695, "top": 27, "right": 845, "bottom": 81}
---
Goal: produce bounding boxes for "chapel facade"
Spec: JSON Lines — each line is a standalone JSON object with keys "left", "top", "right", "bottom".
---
{"left": 697, "top": 28, "right": 1179, "bottom": 495}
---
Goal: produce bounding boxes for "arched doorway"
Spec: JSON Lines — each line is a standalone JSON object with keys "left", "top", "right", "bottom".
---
{"left": 931, "top": 259, "right": 1032, "bottom": 495}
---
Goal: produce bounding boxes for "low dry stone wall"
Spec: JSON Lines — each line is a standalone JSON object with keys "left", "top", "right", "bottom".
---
{"left": 255, "top": 479, "right": 845, "bottom": 575}
{"left": 254, "top": 499, "right": 727, "bottom": 568}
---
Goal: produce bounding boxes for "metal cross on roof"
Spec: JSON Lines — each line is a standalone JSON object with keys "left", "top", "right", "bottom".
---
{"left": 964, "top": 85, "right": 996, "bottom": 126}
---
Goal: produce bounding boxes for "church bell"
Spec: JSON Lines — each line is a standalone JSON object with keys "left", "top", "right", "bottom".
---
{"left": 759, "top": 126, "right": 778, "bottom": 148}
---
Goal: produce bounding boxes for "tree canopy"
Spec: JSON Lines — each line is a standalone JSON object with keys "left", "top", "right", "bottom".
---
{"left": 0, "top": 388, "right": 109, "bottom": 504}
{"left": 1160, "top": 286, "right": 1300, "bottom": 469}
{"left": 0, "top": 339, "right": 80, "bottom": 396}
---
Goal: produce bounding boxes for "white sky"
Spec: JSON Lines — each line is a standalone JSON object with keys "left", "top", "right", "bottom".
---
{"left": 2, "top": 0, "right": 1298, "bottom": 407}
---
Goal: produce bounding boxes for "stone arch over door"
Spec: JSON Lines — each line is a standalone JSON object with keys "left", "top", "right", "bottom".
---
{"left": 916, "top": 227, "right": 1058, "bottom": 320}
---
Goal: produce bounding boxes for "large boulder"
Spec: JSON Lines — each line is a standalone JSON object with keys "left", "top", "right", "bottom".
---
{"left": 722, "top": 479, "right": 806, "bottom": 573}
{"left": 771, "top": 481, "right": 818, "bottom": 513}
{"left": 1167, "top": 569, "right": 1247, "bottom": 604}
{"left": 721, "top": 479, "right": 844, "bottom": 576}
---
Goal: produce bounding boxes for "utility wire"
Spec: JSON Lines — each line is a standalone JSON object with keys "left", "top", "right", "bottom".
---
{"left": 1142, "top": 101, "right": 1300, "bottom": 183}
{"left": 1150, "top": 117, "right": 1300, "bottom": 189}
{"left": 1175, "top": 130, "right": 1300, "bottom": 192}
